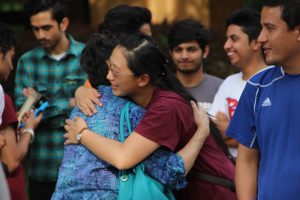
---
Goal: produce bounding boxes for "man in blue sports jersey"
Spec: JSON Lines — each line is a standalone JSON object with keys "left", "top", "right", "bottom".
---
{"left": 226, "top": 0, "right": 300, "bottom": 199}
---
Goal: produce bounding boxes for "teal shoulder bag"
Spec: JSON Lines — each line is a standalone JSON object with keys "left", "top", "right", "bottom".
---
{"left": 118, "top": 102, "right": 175, "bottom": 200}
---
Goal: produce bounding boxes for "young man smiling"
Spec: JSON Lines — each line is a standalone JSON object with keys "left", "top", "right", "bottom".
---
{"left": 14, "top": 0, "right": 86, "bottom": 199}
{"left": 209, "top": 8, "right": 266, "bottom": 157}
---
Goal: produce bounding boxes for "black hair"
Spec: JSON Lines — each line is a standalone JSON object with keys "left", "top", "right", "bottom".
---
{"left": 262, "top": 0, "right": 300, "bottom": 30}
{"left": 168, "top": 19, "right": 210, "bottom": 50}
{"left": 24, "top": 0, "right": 69, "bottom": 23}
{"left": 226, "top": 8, "right": 262, "bottom": 42}
{"left": 98, "top": 4, "right": 152, "bottom": 36}
{"left": 0, "top": 22, "right": 16, "bottom": 57}
{"left": 118, "top": 34, "right": 196, "bottom": 102}
{"left": 135, "top": 6, "right": 152, "bottom": 25}
{"left": 80, "top": 31, "right": 118, "bottom": 88}
{"left": 209, "top": 120, "right": 235, "bottom": 164}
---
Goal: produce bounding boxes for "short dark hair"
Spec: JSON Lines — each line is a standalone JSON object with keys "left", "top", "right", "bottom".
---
{"left": 262, "top": 0, "right": 300, "bottom": 30}
{"left": 24, "top": 0, "right": 69, "bottom": 23}
{"left": 0, "top": 22, "right": 16, "bottom": 57}
{"left": 98, "top": 4, "right": 152, "bottom": 36}
{"left": 167, "top": 19, "right": 210, "bottom": 50}
{"left": 80, "top": 31, "right": 118, "bottom": 87}
{"left": 226, "top": 8, "right": 261, "bottom": 42}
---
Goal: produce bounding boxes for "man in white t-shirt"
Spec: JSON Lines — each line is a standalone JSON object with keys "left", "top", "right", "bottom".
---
{"left": 167, "top": 19, "right": 223, "bottom": 111}
{"left": 209, "top": 8, "right": 266, "bottom": 157}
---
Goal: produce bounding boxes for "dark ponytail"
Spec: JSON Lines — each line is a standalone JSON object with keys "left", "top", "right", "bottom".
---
{"left": 118, "top": 34, "right": 196, "bottom": 103}
{"left": 209, "top": 120, "right": 235, "bottom": 164}
{"left": 118, "top": 34, "right": 235, "bottom": 162}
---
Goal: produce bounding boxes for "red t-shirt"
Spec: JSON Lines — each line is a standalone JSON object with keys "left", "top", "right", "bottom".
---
{"left": 135, "top": 88, "right": 236, "bottom": 200}
{"left": 1, "top": 94, "right": 26, "bottom": 200}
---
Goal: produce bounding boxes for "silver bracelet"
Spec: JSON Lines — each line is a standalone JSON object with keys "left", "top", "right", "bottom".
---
{"left": 21, "top": 128, "right": 35, "bottom": 143}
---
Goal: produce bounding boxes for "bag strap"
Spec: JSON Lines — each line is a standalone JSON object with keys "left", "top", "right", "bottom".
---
{"left": 189, "top": 170, "right": 236, "bottom": 192}
{"left": 119, "top": 102, "right": 133, "bottom": 181}
{"left": 120, "top": 102, "right": 132, "bottom": 143}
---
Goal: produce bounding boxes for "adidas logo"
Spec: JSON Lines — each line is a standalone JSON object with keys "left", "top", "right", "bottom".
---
{"left": 262, "top": 97, "right": 272, "bottom": 107}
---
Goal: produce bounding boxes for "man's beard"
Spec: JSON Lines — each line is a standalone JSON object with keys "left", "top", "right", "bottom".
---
{"left": 176, "top": 64, "right": 202, "bottom": 75}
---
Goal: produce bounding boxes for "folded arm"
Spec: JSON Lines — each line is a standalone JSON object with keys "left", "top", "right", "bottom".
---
{"left": 0, "top": 126, "right": 31, "bottom": 172}
{"left": 0, "top": 111, "right": 42, "bottom": 172}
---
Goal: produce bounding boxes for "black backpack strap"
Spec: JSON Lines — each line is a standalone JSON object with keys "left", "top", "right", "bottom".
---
{"left": 188, "top": 170, "right": 236, "bottom": 192}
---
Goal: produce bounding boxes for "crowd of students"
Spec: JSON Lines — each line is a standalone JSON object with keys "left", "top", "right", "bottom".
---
{"left": 1, "top": 0, "right": 300, "bottom": 200}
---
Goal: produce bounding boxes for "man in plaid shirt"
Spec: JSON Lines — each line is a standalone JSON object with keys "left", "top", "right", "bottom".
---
{"left": 14, "top": 0, "right": 86, "bottom": 199}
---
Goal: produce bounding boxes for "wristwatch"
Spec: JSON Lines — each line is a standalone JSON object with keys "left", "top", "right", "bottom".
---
{"left": 76, "top": 127, "right": 88, "bottom": 143}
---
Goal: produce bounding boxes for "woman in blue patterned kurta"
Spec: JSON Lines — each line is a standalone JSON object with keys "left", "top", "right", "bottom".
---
{"left": 51, "top": 33, "right": 187, "bottom": 199}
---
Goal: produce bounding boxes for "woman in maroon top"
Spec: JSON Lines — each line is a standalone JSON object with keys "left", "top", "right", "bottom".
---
{"left": 0, "top": 22, "right": 42, "bottom": 200}
{"left": 65, "top": 34, "right": 235, "bottom": 199}
{"left": 1, "top": 94, "right": 27, "bottom": 200}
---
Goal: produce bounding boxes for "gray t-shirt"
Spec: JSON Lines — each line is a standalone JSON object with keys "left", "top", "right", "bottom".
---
{"left": 186, "top": 74, "right": 222, "bottom": 111}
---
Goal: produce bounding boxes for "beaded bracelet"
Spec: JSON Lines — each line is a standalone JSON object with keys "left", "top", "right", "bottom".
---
{"left": 21, "top": 128, "right": 35, "bottom": 143}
